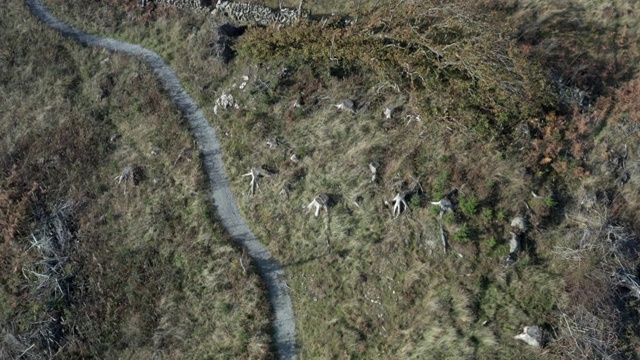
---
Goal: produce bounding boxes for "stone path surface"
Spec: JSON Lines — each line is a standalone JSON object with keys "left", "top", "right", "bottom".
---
{"left": 25, "top": 1, "right": 297, "bottom": 358}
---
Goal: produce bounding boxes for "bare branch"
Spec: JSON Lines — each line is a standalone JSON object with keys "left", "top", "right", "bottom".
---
{"left": 329, "top": 35, "right": 338, "bottom": 62}
{"left": 297, "top": 0, "right": 304, "bottom": 20}
{"left": 613, "top": 269, "right": 640, "bottom": 300}
{"left": 242, "top": 168, "right": 266, "bottom": 196}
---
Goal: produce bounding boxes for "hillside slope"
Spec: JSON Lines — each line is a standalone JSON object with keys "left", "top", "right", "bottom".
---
{"left": 1, "top": 1, "right": 272, "bottom": 358}
{"left": 9, "top": 0, "right": 640, "bottom": 358}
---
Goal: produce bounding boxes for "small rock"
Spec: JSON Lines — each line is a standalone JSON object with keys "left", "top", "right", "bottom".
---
{"left": 369, "top": 160, "right": 380, "bottom": 182}
{"left": 432, "top": 198, "right": 453, "bottom": 212}
{"left": 315, "top": 193, "right": 330, "bottom": 206}
{"left": 405, "top": 114, "right": 421, "bottom": 125}
{"left": 618, "top": 171, "right": 630, "bottom": 185}
{"left": 510, "top": 217, "right": 528, "bottom": 232}
{"left": 150, "top": 147, "right": 161, "bottom": 156}
{"left": 335, "top": 99, "right": 355, "bottom": 113}
{"left": 352, "top": 195, "right": 364, "bottom": 208}
{"left": 514, "top": 325, "right": 542, "bottom": 347}
{"left": 509, "top": 232, "right": 520, "bottom": 254}
{"left": 383, "top": 106, "right": 393, "bottom": 119}
{"left": 505, "top": 232, "right": 520, "bottom": 267}
{"left": 369, "top": 160, "right": 380, "bottom": 172}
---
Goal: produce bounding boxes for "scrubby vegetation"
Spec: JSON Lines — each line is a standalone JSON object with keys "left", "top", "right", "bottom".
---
{"left": 9, "top": 0, "right": 640, "bottom": 358}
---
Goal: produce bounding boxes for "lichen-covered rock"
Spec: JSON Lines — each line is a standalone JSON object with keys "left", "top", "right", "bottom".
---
{"left": 509, "top": 232, "right": 520, "bottom": 254}
{"left": 514, "top": 325, "right": 542, "bottom": 347}
{"left": 511, "top": 216, "right": 528, "bottom": 232}
{"left": 504, "top": 231, "right": 521, "bottom": 266}
{"left": 213, "top": 92, "right": 237, "bottom": 114}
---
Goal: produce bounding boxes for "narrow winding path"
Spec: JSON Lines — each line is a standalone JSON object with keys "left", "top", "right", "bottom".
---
{"left": 25, "top": 1, "right": 297, "bottom": 358}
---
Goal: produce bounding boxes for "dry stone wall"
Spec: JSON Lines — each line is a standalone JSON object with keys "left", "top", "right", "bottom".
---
{"left": 212, "top": 1, "right": 304, "bottom": 26}
{"left": 146, "top": 0, "right": 305, "bottom": 26}
{"left": 142, "top": 0, "right": 210, "bottom": 11}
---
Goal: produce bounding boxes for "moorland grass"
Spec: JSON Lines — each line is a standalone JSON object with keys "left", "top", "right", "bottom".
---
{"left": 1, "top": 2, "right": 272, "bottom": 358}
{"left": 38, "top": 0, "right": 640, "bottom": 357}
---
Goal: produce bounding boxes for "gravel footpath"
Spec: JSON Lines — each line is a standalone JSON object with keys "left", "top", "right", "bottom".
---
{"left": 25, "top": 1, "right": 297, "bottom": 358}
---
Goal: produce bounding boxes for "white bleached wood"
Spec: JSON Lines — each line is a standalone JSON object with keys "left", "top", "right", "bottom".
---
{"left": 389, "top": 192, "right": 408, "bottom": 217}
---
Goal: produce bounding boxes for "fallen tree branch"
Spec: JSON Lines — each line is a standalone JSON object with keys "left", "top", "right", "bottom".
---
{"left": 242, "top": 168, "right": 270, "bottom": 195}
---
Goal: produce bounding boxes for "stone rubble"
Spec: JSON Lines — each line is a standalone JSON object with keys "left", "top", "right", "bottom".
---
{"left": 213, "top": 92, "right": 238, "bottom": 115}
{"left": 147, "top": 0, "right": 306, "bottom": 26}
{"left": 212, "top": 1, "right": 306, "bottom": 26}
